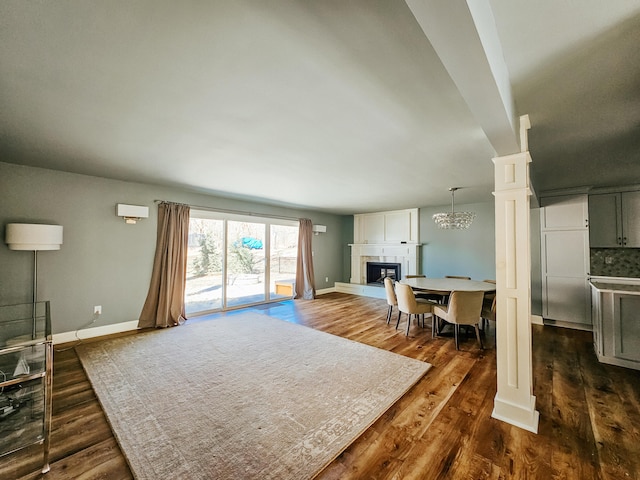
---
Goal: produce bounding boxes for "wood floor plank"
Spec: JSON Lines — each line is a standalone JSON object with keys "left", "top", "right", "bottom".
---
{"left": 1, "top": 293, "right": 639, "bottom": 479}
{"left": 577, "top": 329, "right": 640, "bottom": 479}
{"left": 355, "top": 354, "right": 485, "bottom": 479}
{"left": 549, "top": 329, "right": 602, "bottom": 480}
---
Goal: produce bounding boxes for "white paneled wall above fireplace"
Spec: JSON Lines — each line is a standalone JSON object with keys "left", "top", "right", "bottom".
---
{"left": 353, "top": 208, "right": 419, "bottom": 244}
{"left": 349, "top": 208, "right": 420, "bottom": 284}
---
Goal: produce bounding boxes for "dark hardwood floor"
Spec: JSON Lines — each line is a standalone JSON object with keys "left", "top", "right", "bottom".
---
{"left": 2, "top": 292, "right": 639, "bottom": 479}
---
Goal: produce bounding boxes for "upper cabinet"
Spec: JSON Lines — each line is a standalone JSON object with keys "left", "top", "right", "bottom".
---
{"left": 589, "top": 191, "right": 640, "bottom": 247}
{"left": 353, "top": 208, "right": 419, "bottom": 244}
{"left": 540, "top": 194, "right": 589, "bottom": 230}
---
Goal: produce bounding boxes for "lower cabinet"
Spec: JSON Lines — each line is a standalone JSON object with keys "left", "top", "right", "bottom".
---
{"left": 541, "top": 228, "right": 591, "bottom": 328}
{"left": 612, "top": 294, "right": 640, "bottom": 363}
{"left": 591, "top": 282, "right": 640, "bottom": 370}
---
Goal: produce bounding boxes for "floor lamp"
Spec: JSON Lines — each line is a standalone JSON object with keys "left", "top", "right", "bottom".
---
{"left": 5, "top": 223, "right": 63, "bottom": 338}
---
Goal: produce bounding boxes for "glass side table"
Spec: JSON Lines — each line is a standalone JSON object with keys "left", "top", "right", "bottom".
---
{"left": 0, "top": 302, "right": 53, "bottom": 474}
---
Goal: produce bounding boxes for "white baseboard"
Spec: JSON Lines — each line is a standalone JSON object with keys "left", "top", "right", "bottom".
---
{"left": 316, "top": 287, "right": 336, "bottom": 295}
{"left": 542, "top": 318, "right": 593, "bottom": 331}
{"left": 51, "top": 287, "right": 356, "bottom": 344}
{"left": 53, "top": 320, "right": 139, "bottom": 345}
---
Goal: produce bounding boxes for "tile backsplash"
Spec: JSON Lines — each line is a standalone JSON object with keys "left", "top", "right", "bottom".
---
{"left": 591, "top": 248, "right": 640, "bottom": 278}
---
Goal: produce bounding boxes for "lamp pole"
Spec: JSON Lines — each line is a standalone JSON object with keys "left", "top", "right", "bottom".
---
{"left": 32, "top": 250, "right": 38, "bottom": 339}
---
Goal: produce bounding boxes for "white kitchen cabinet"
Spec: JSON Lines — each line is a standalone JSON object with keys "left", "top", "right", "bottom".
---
{"left": 589, "top": 191, "right": 640, "bottom": 247}
{"left": 540, "top": 194, "right": 591, "bottom": 328}
{"left": 622, "top": 191, "right": 640, "bottom": 247}
{"left": 541, "top": 194, "right": 589, "bottom": 230}
{"left": 590, "top": 280, "right": 640, "bottom": 370}
{"left": 613, "top": 293, "right": 640, "bottom": 362}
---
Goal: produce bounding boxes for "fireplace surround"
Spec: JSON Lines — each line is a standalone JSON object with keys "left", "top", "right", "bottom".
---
{"left": 349, "top": 243, "right": 420, "bottom": 285}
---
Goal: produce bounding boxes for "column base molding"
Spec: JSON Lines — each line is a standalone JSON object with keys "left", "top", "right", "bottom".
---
{"left": 491, "top": 394, "right": 539, "bottom": 434}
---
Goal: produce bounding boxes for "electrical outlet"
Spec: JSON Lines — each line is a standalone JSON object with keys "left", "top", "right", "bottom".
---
{"left": 94, "top": 305, "right": 102, "bottom": 315}
{"left": 325, "top": 277, "right": 329, "bottom": 283}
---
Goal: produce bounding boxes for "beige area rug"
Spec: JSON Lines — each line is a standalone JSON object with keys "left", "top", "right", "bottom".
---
{"left": 76, "top": 312, "right": 431, "bottom": 480}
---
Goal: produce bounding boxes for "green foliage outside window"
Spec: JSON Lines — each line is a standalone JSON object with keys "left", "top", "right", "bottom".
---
{"left": 228, "top": 242, "right": 259, "bottom": 274}
{"left": 192, "top": 233, "right": 222, "bottom": 277}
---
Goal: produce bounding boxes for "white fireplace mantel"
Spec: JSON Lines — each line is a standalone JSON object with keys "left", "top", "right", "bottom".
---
{"left": 349, "top": 243, "right": 421, "bottom": 284}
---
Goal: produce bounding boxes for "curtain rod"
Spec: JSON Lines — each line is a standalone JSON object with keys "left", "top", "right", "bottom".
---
{"left": 153, "top": 200, "right": 301, "bottom": 222}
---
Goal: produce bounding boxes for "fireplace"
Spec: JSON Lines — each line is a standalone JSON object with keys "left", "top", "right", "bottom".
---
{"left": 366, "top": 262, "right": 401, "bottom": 285}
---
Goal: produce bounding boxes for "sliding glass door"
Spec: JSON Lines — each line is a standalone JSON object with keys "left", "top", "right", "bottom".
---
{"left": 226, "top": 220, "right": 266, "bottom": 308}
{"left": 185, "top": 211, "right": 298, "bottom": 316}
{"left": 185, "top": 217, "right": 224, "bottom": 314}
{"left": 269, "top": 224, "right": 298, "bottom": 300}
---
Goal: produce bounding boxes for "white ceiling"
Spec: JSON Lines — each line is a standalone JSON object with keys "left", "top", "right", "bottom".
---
{"left": 1, "top": 1, "right": 639, "bottom": 214}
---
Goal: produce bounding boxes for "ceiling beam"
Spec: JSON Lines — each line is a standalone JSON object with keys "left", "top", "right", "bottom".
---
{"left": 405, "top": 0, "right": 520, "bottom": 156}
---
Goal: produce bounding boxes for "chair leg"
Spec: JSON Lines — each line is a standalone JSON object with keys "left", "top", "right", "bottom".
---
{"left": 454, "top": 324, "right": 460, "bottom": 350}
{"left": 406, "top": 314, "right": 412, "bottom": 336}
{"left": 386, "top": 305, "right": 392, "bottom": 324}
{"left": 474, "top": 325, "right": 484, "bottom": 350}
{"left": 395, "top": 312, "right": 402, "bottom": 330}
{"left": 481, "top": 317, "right": 488, "bottom": 332}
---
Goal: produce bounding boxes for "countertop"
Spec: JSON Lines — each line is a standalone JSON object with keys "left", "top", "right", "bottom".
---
{"left": 590, "top": 280, "right": 640, "bottom": 294}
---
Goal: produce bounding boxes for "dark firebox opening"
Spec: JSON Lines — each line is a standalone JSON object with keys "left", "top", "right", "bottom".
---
{"left": 366, "top": 262, "right": 401, "bottom": 285}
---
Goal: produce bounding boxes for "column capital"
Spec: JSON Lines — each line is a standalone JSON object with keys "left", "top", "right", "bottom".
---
{"left": 492, "top": 151, "right": 532, "bottom": 193}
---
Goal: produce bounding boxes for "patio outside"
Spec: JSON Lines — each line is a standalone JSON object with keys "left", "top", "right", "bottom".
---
{"left": 185, "top": 218, "right": 298, "bottom": 315}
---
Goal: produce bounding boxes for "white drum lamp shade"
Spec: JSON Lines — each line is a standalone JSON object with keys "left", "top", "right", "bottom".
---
{"left": 5, "top": 223, "right": 63, "bottom": 340}
{"left": 6, "top": 224, "right": 63, "bottom": 250}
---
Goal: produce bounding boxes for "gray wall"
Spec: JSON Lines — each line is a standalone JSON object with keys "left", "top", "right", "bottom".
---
{"left": 340, "top": 215, "right": 354, "bottom": 283}
{"left": 419, "top": 201, "right": 543, "bottom": 314}
{"left": 419, "top": 201, "right": 496, "bottom": 281}
{"left": 0, "top": 162, "right": 347, "bottom": 334}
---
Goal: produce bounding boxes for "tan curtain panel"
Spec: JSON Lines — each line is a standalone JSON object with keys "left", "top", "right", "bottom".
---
{"left": 295, "top": 218, "right": 316, "bottom": 300}
{"left": 138, "top": 202, "right": 190, "bottom": 328}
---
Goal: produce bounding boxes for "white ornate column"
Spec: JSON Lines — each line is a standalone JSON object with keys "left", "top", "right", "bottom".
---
{"left": 491, "top": 115, "right": 539, "bottom": 433}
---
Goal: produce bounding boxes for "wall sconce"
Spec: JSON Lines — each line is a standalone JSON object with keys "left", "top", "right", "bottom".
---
{"left": 312, "top": 224, "right": 327, "bottom": 235}
{"left": 116, "top": 204, "right": 149, "bottom": 224}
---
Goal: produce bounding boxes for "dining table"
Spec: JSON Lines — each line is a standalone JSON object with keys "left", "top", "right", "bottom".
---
{"left": 399, "top": 277, "right": 496, "bottom": 339}
{"left": 399, "top": 277, "right": 496, "bottom": 295}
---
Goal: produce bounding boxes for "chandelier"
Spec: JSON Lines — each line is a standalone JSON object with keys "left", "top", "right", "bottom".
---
{"left": 432, "top": 187, "right": 476, "bottom": 230}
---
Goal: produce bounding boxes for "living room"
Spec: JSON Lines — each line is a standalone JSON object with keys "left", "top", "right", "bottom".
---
{"left": 1, "top": 1, "right": 639, "bottom": 478}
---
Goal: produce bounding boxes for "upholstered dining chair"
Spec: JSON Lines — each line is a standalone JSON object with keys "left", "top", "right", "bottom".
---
{"left": 481, "top": 279, "right": 496, "bottom": 331}
{"left": 383, "top": 277, "right": 400, "bottom": 325}
{"left": 433, "top": 290, "right": 485, "bottom": 350}
{"left": 481, "top": 295, "right": 497, "bottom": 334}
{"left": 395, "top": 283, "right": 438, "bottom": 336}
